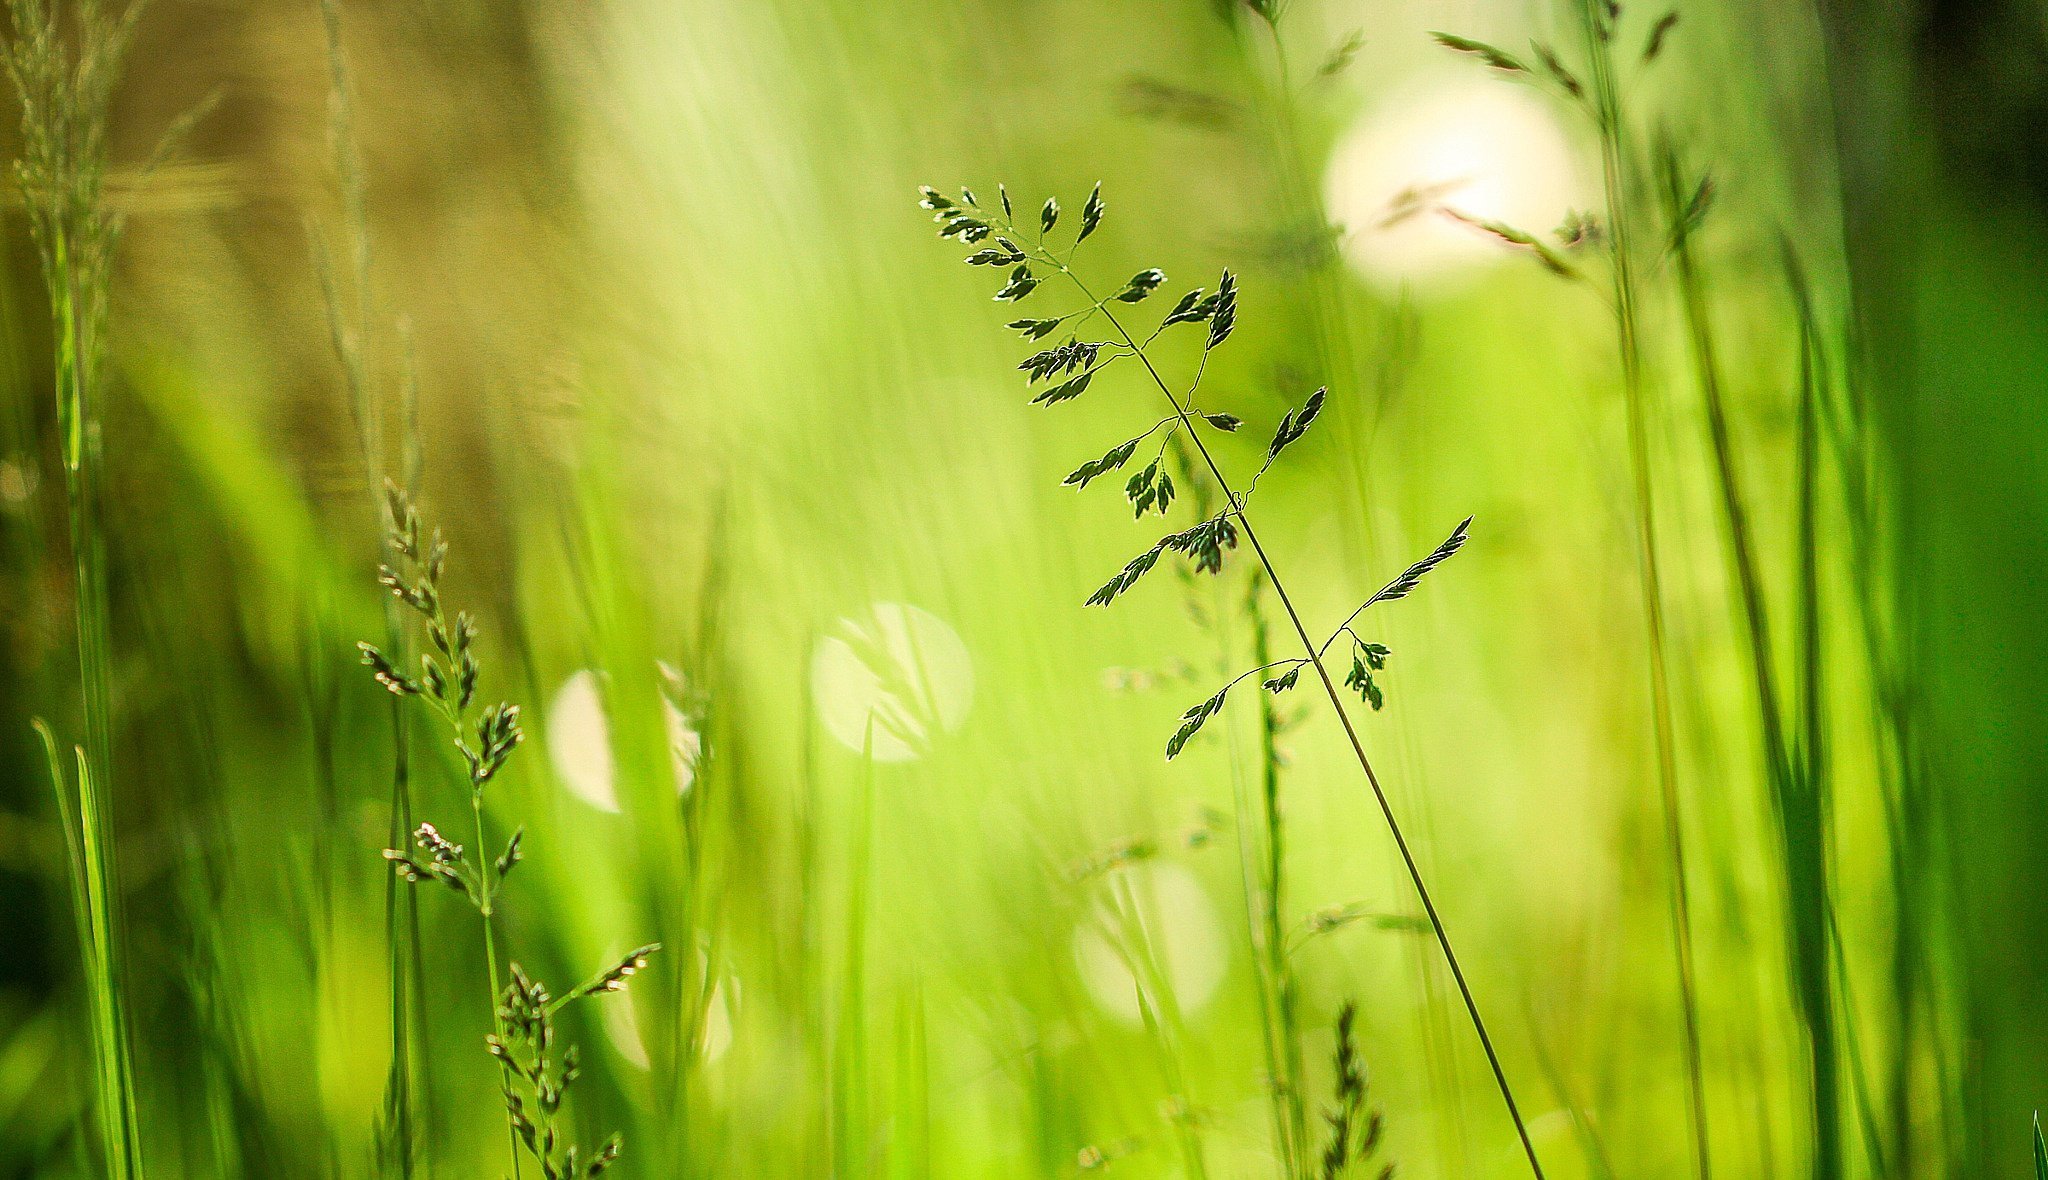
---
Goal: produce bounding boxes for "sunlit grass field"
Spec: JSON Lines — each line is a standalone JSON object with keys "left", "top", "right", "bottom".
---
{"left": 3, "top": 0, "right": 2046, "bottom": 1177}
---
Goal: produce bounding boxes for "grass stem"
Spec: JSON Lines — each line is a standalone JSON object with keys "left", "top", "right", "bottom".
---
{"left": 1575, "top": 7, "right": 1714, "bottom": 1173}
{"left": 1030, "top": 249, "right": 1547, "bottom": 1180}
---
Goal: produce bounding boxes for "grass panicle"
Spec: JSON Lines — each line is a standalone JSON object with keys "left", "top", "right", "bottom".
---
{"left": 363, "top": 482, "right": 660, "bottom": 1180}
{"left": 1318, "top": 1002, "right": 1392, "bottom": 1180}
{"left": 920, "top": 181, "right": 1545, "bottom": 1178}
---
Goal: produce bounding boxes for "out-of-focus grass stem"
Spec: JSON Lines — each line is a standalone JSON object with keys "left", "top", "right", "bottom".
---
{"left": 312, "top": 2, "right": 428, "bottom": 1168}
{"left": 3, "top": 0, "right": 150, "bottom": 1170}
{"left": 1656, "top": 136, "right": 1838, "bottom": 1180}
{"left": 1573, "top": 7, "right": 1714, "bottom": 1174}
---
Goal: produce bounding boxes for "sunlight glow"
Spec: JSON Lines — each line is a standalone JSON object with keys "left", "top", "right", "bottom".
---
{"left": 1324, "top": 79, "right": 1583, "bottom": 290}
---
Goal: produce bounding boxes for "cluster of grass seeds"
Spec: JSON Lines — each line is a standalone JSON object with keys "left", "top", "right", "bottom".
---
{"left": 1317, "top": 1002, "right": 1393, "bottom": 1180}
{"left": 919, "top": 182, "right": 1544, "bottom": 1178}
{"left": 361, "top": 482, "right": 659, "bottom": 1180}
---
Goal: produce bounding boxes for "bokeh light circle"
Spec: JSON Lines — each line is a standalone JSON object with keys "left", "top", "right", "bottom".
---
{"left": 546, "top": 665, "right": 701, "bottom": 812}
{"left": 811, "top": 602, "right": 974, "bottom": 762}
{"left": 1072, "top": 863, "right": 1227, "bottom": 1025}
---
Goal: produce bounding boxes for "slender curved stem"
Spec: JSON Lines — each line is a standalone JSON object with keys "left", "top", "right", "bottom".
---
{"left": 471, "top": 789, "right": 523, "bottom": 1178}
{"left": 1026, "top": 243, "right": 1546, "bottom": 1178}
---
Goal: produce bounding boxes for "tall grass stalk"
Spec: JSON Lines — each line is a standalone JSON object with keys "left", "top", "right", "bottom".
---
{"left": 1245, "top": 573, "right": 1309, "bottom": 1176}
{"left": 1656, "top": 140, "right": 1840, "bottom": 1180}
{"left": 310, "top": 2, "right": 428, "bottom": 1167}
{"left": 32, "top": 722, "right": 139, "bottom": 1178}
{"left": 830, "top": 718, "right": 877, "bottom": 1178}
{"left": 1431, "top": 12, "right": 1716, "bottom": 1166}
{"left": 363, "top": 484, "right": 659, "bottom": 1179}
{"left": 1568, "top": 9, "right": 1715, "bottom": 1175}
{"left": 3, "top": 0, "right": 152, "bottom": 1172}
{"left": 1101, "top": 866, "right": 1210, "bottom": 1180}
{"left": 922, "top": 185, "right": 1545, "bottom": 1178}
{"left": 1173, "top": 444, "right": 1306, "bottom": 1179}
{"left": 1785, "top": 243, "right": 1948, "bottom": 1173}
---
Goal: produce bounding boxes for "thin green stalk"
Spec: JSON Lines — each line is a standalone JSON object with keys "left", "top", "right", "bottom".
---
{"left": 1658, "top": 143, "right": 1839, "bottom": 1180}
{"left": 1218, "top": 590, "right": 1297, "bottom": 1179}
{"left": 1790, "top": 251, "right": 1892, "bottom": 1180}
{"left": 1107, "top": 872, "right": 1209, "bottom": 1180}
{"left": 3, "top": 1, "right": 148, "bottom": 1164}
{"left": 1034, "top": 247, "right": 1546, "bottom": 1180}
{"left": 470, "top": 790, "right": 520, "bottom": 1177}
{"left": 312, "top": 4, "right": 428, "bottom": 1166}
{"left": 1188, "top": 455, "right": 1302, "bottom": 1180}
{"left": 34, "top": 721, "right": 139, "bottom": 1180}
{"left": 832, "top": 718, "right": 877, "bottom": 1178}
{"left": 1787, "top": 242, "right": 1934, "bottom": 1176}
{"left": 1248, "top": 577, "right": 1309, "bottom": 1175}
{"left": 1827, "top": 907, "right": 1892, "bottom": 1179}
{"left": 1574, "top": 8, "right": 1713, "bottom": 1175}
{"left": 889, "top": 987, "right": 931, "bottom": 1180}
{"left": 57, "top": 248, "right": 142, "bottom": 1180}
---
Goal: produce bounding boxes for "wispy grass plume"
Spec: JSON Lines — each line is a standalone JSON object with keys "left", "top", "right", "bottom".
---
{"left": 310, "top": 2, "right": 429, "bottom": 1166}
{"left": 920, "top": 182, "right": 1545, "bottom": 1177}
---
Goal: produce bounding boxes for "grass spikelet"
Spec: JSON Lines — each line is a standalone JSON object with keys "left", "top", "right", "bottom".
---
{"left": 364, "top": 483, "right": 660, "bottom": 1179}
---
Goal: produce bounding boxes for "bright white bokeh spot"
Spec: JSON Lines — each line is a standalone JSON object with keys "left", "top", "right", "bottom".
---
{"left": 1325, "top": 79, "right": 1582, "bottom": 290}
{"left": 602, "top": 971, "right": 735, "bottom": 1069}
{"left": 1073, "top": 863, "right": 1227, "bottom": 1025}
{"left": 546, "top": 664, "right": 700, "bottom": 813}
{"left": 811, "top": 602, "right": 973, "bottom": 762}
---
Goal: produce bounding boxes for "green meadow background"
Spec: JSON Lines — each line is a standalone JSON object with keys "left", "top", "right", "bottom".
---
{"left": 2, "top": 0, "right": 2045, "bottom": 1176}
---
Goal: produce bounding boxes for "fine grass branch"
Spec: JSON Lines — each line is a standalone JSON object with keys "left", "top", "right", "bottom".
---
{"left": 920, "top": 182, "right": 1545, "bottom": 1178}
{"left": 362, "top": 483, "right": 659, "bottom": 1180}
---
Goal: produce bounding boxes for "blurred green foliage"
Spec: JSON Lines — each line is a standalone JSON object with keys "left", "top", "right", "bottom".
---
{"left": 1, "top": 0, "right": 2045, "bottom": 1176}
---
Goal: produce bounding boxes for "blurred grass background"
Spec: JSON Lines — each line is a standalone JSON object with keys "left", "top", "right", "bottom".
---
{"left": 1, "top": 0, "right": 2045, "bottom": 1176}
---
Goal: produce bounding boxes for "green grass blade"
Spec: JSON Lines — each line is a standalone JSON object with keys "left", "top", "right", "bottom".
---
{"left": 33, "top": 719, "right": 140, "bottom": 1180}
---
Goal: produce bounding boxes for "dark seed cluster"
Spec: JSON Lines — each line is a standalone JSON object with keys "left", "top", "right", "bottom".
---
{"left": 358, "top": 481, "right": 659, "bottom": 1179}
{"left": 921, "top": 181, "right": 1474, "bottom": 759}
